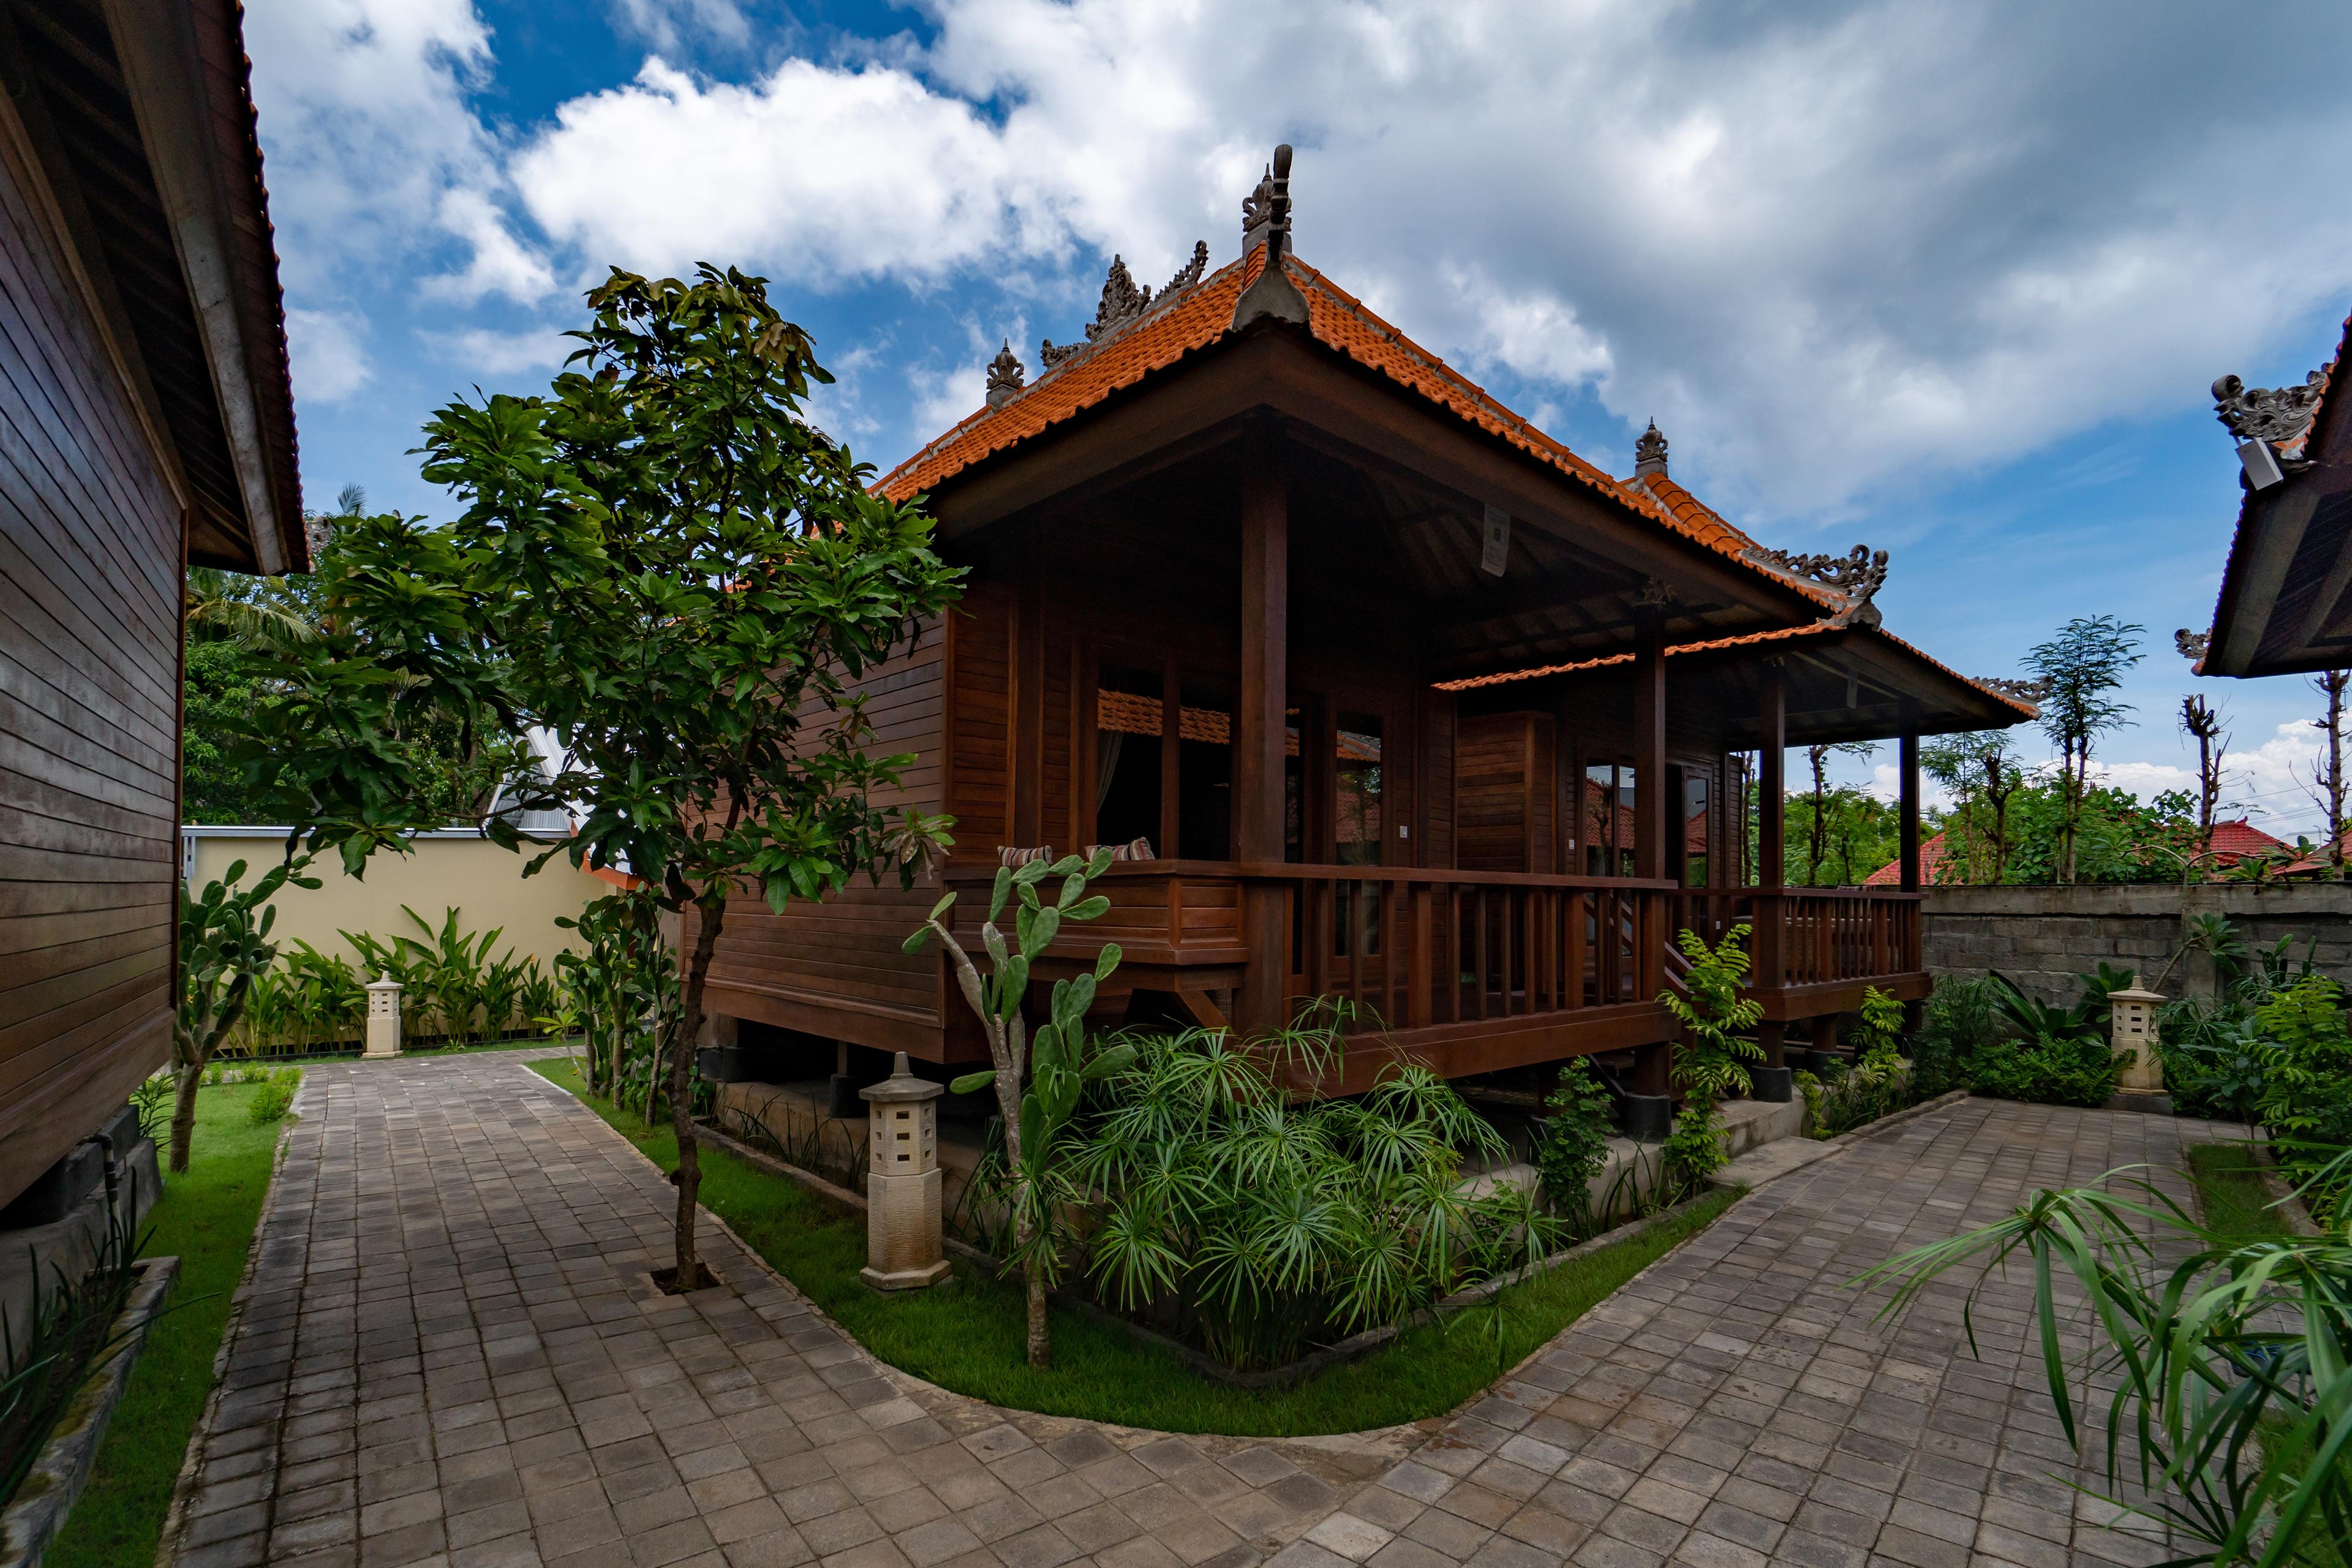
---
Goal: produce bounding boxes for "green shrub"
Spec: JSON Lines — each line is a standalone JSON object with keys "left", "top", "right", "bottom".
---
{"left": 1967, "top": 1030, "right": 2120, "bottom": 1106}
{"left": 1660, "top": 1105, "right": 1725, "bottom": 1193}
{"left": 1068, "top": 1029, "right": 1550, "bottom": 1371}
{"left": 246, "top": 1067, "right": 301, "bottom": 1124}
{"left": 1794, "top": 1053, "right": 1915, "bottom": 1139}
{"left": 1532, "top": 1057, "right": 1615, "bottom": 1226}
{"left": 2252, "top": 975, "right": 2352, "bottom": 1223}
{"left": 2157, "top": 997, "right": 2267, "bottom": 1122}
{"left": 1912, "top": 976, "right": 1999, "bottom": 1096}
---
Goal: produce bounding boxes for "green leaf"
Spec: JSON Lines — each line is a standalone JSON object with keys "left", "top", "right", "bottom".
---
{"left": 987, "top": 867, "right": 1012, "bottom": 922}
{"left": 1080, "top": 1042, "right": 1136, "bottom": 1082}
{"left": 1018, "top": 902, "right": 1061, "bottom": 958}
{"left": 1065, "top": 895, "right": 1110, "bottom": 922}
{"left": 1093, "top": 943, "right": 1123, "bottom": 982}
{"left": 900, "top": 928, "right": 933, "bottom": 955}
{"left": 929, "top": 891, "right": 957, "bottom": 921}
{"left": 949, "top": 1069, "right": 995, "bottom": 1095}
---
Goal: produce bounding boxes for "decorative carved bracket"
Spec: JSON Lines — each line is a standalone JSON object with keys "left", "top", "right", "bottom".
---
{"left": 1233, "top": 143, "right": 1309, "bottom": 329}
{"left": 1038, "top": 242, "right": 1212, "bottom": 372}
{"left": 1632, "top": 577, "right": 1675, "bottom": 609}
{"left": 2175, "top": 628, "right": 2210, "bottom": 663}
{"left": 985, "top": 341, "right": 1026, "bottom": 409}
{"left": 2213, "top": 370, "right": 2326, "bottom": 448}
{"left": 1743, "top": 543, "right": 1888, "bottom": 627}
{"left": 1977, "top": 676, "right": 2052, "bottom": 704}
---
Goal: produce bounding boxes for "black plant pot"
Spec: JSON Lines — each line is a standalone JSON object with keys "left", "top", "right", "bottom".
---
{"left": 1751, "top": 1066, "right": 1795, "bottom": 1103}
{"left": 1618, "top": 1093, "right": 1674, "bottom": 1144}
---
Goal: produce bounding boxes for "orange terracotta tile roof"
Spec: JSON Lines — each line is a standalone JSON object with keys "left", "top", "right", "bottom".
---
{"left": 1861, "top": 831, "right": 1947, "bottom": 887}
{"left": 875, "top": 249, "right": 1836, "bottom": 606}
{"left": 1434, "top": 619, "right": 2038, "bottom": 722}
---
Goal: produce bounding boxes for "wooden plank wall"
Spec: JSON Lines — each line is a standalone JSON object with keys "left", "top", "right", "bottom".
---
{"left": 0, "top": 107, "right": 183, "bottom": 1207}
{"left": 696, "top": 618, "right": 951, "bottom": 1057}
{"left": 1455, "top": 712, "right": 1556, "bottom": 873}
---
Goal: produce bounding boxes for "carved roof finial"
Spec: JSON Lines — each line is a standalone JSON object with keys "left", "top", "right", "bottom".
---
{"left": 1634, "top": 419, "right": 1668, "bottom": 478}
{"left": 1978, "top": 676, "right": 2052, "bottom": 707}
{"left": 1035, "top": 243, "right": 1212, "bottom": 374}
{"left": 2213, "top": 370, "right": 2326, "bottom": 448}
{"left": 2175, "top": 628, "right": 2210, "bottom": 664}
{"left": 985, "top": 341, "right": 1025, "bottom": 409}
{"left": 1743, "top": 543, "right": 1890, "bottom": 627}
{"left": 1233, "top": 143, "right": 1308, "bottom": 330}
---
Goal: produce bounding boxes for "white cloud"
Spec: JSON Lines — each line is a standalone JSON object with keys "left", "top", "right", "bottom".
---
{"left": 489, "top": 0, "right": 2352, "bottom": 516}
{"left": 513, "top": 59, "right": 1019, "bottom": 285}
{"left": 423, "top": 326, "right": 576, "bottom": 377}
{"left": 907, "top": 363, "right": 987, "bottom": 439}
{"left": 421, "top": 190, "right": 557, "bottom": 305}
{"left": 285, "top": 307, "right": 372, "bottom": 402}
{"left": 606, "top": 0, "right": 751, "bottom": 53}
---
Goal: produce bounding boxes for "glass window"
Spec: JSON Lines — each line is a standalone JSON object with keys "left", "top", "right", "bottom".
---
{"left": 1094, "top": 664, "right": 1161, "bottom": 851}
{"left": 1585, "top": 762, "right": 1638, "bottom": 876}
{"left": 1177, "top": 673, "right": 1232, "bottom": 862}
{"left": 1335, "top": 714, "right": 1384, "bottom": 867}
{"left": 1683, "top": 772, "right": 1711, "bottom": 887}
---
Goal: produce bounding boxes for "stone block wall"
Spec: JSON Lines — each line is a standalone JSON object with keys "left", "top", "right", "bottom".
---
{"left": 1922, "top": 883, "right": 2352, "bottom": 1003}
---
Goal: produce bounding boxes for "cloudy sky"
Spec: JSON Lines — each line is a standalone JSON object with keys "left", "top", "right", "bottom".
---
{"left": 248, "top": 0, "right": 2352, "bottom": 837}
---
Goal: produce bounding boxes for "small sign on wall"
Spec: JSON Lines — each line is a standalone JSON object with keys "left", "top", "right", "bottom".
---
{"left": 1480, "top": 504, "right": 1510, "bottom": 576}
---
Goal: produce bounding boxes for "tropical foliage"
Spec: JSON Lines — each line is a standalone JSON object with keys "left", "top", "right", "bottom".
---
{"left": 907, "top": 850, "right": 1126, "bottom": 1369}
{"left": 1061, "top": 1027, "right": 1553, "bottom": 1373}
{"left": 1532, "top": 1057, "right": 1617, "bottom": 1225}
{"left": 172, "top": 856, "right": 320, "bottom": 1172}
{"left": 1658, "top": 923, "right": 1763, "bottom": 1187}
{"left": 1863, "top": 1150, "right": 2351, "bottom": 1567}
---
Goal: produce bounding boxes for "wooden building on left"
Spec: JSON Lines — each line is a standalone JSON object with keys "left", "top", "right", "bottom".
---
{"left": 0, "top": 0, "right": 303, "bottom": 1213}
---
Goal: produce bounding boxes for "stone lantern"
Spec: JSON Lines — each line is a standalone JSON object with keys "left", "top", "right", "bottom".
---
{"left": 2108, "top": 987, "right": 2166, "bottom": 1096}
{"left": 859, "top": 1052, "right": 950, "bottom": 1291}
{"left": 364, "top": 974, "right": 402, "bottom": 1059}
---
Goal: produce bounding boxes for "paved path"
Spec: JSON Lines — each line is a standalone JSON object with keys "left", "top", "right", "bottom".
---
{"left": 168, "top": 1055, "right": 2232, "bottom": 1568}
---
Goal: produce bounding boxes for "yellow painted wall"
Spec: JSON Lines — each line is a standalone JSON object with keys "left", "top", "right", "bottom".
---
{"left": 184, "top": 831, "right": 612, "bottom": 973}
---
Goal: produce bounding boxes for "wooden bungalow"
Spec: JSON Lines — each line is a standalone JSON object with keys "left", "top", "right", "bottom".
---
{"left": 695, "top": 149, "right": 2030, "bottom": 1096}
{"left": 1, "top": 0, "right": 304, "bottom": 1210}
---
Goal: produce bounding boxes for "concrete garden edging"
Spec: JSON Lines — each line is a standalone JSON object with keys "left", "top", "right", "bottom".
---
{"left": 0, "top": 1255, "right": 181, "bottom": 1568}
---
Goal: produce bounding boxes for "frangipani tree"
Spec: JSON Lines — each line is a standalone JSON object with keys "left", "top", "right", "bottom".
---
{"left": 243, "top": 265, "right": 963, "bottom": 1290}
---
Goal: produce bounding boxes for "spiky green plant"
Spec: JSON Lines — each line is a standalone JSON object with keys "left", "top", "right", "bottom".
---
{"left": 1860, "top": 1153, "right": 2351, "bottom": 1567}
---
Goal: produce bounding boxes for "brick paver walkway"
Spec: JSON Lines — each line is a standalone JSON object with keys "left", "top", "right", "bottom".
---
{"left": 168, "top": 1054, "right": 2231, "bottom": 1568}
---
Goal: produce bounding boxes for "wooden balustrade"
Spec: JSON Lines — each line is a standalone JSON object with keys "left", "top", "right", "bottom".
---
{"left": 945, "top": 864, "right": 1924, "bottom": 1042}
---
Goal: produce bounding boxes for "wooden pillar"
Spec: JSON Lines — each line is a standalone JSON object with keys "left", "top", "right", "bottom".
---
{"left": 1632, "top": 616, "right": 1667, "bottom": 880}
{"left": 1898, "top": 728, "right": 1922, "bottom": 894}
{"left": 1012, "top": 540, "right": 1046, "bottom": 846}
{"left": 1235, "top": 461, "right": 1289, "bottom": 1032}
{"left": 1755, "top": 662, "right": 1787, "bottom": 1008}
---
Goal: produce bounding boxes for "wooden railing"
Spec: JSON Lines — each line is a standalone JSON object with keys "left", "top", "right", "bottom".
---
{"left": 1271, "top": 866, "right": 1678, "bottom": 1030}
{"left": 947, "top": 865, "right": 1923, "bottom": 1035}
{"left": 1671, "top": 888, "right": 1924, "bottom": 992}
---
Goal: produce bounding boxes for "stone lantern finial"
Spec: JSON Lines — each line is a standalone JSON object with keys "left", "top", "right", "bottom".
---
{"left": 985, "top": 341, "right": 1026, "bottom": 409}
{"left": 859, "top": 1052, "right": 951, "bottom": 1291}
{"left": 1634, "top": 419, "right": 1669, "bottom": 477}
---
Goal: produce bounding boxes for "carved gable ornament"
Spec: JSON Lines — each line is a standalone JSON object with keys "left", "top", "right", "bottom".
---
{"left": 1039, "top": 243, "right": 1212, "bottom": 372}
{"left": 1742, "top": 543, "right": 1889, "bottom": 627}
{"left": 1977, "top": 676, "right": 2052, "bottom": 704}
{"left": 2212, "top": 370, "right": 2327, "bottom": 448}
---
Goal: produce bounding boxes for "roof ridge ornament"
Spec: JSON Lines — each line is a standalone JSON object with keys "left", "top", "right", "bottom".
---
{"left": 2175, "top": 628, "right": 2210, "bottom": 663}
{"left": 1038, "top": 242, "right": 1213, "bottom": 373}
{"left": 1744, "top": 543, "right": 1889, "bottom": 627}
{"left": 1232, "top": 143, "right": 1309, "bottom": 329}
{"left": 984, "top": 341, "right": 1025, "bottom": 409}
{"left": 1977, "top": 676, "right": 2052, "bottom": 704}
{"left": 1634, "top": 419, "right": 1668, "bottom": 477}
{"left": 2213, "top": 370, "right": 2326, "bottom": 447}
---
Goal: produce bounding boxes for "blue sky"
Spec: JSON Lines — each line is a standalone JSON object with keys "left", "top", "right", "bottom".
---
{"left": 245, "top": 0, "right": 2352, "bottom": 836}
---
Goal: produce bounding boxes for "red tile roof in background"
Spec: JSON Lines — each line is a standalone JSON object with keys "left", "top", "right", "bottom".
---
{"left": 1862, "top": 817, "right": 2292, "bottom": 886}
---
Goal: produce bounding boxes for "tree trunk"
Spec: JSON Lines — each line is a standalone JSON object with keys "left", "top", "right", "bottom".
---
{"left": 668, "top": 899, "right": 725, "bottom": 1291}
{"left": 168, "top": 1059, "right": 203, "bottom": 1174}
{"left": 1025, "top": 1266, "right": 1050, "bottom": 1369}
{"left": 1805, "top": 748, "right": 1828, "bottom": 886}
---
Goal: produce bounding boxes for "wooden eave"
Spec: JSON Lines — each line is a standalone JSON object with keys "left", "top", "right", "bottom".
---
{"left": 2205, "top": 333, "right": 2352, "bottom": 677}
{"left": 2, "top": 0, "right": 304, "bottom": 575}
{"left": 913, "top": 321, "right": 1833, "bottom": 673}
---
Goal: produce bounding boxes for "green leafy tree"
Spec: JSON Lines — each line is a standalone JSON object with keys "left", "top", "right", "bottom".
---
{"left": 1799, "top": 742, "right": 1878, "bottom": 884}
{"left": 905, "top": 851, "right": 1130, "bottom": 1369}
{"left": 2024, "top": 615, "right": 2144, "bottom": 884}
{"left": 171, "top": 856, "right": 320, "bottom": 1171}
{"left": 244, "top": 266, "right": 963, "bottom": 1291}
{"left": 1784, "top": 786, "right": 1899, "bottom": 886}
{"left": 1921, "top": 731, "right": 2024, "bottom": 884}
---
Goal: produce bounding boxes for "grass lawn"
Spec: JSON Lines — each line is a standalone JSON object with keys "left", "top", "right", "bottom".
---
{"left": 530, "top": 1055, "right": 1733, "bottom": 1435}
{"left": 45, "top": 1081, "right": 286, "bottom": 1568}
